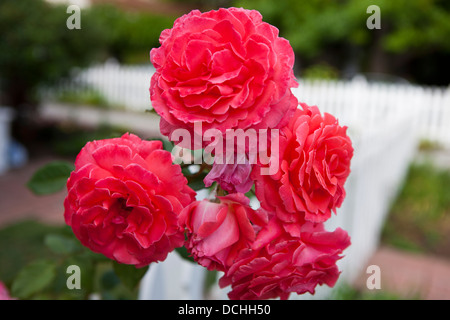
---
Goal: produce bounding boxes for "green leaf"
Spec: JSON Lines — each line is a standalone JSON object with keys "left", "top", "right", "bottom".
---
{"left": 188, "top": 179, "right": 207, "bottom": 191}
{"left": 162, "top": 140, "right": 174, "bottom": 153}
{"left": 174, "top": 246, "right": 196, "bottom": 264}
{"left": 245, "top": 184, "right": 256, "bottom": 198}
{"left": 145, "top": 108, "right": 158, "bottom": 115}
{"left": 204, "top": 269, "right": 218, "bottom": 294}
{"left": 27, "top": 161, "right": 74, "bottom": 195}
{"left": 153, "top": 138, "right": 174, "bottom": 153}
{"left": 81, "top": 248, "right": 110, "bottom": 263}
{"left": 44, "top": 234, "right": 81, "bottom": 255}
{"left": 112, "top": 262, "right": 148, "bottom": 290}
{"left": 11, "top": 259, "right": 57, "bottom": 299}
{"left": 63, "top": 255, "right": 95, "bottom": 297}
{"left": 187, "top": 171, "right": 208, "bottom": 191}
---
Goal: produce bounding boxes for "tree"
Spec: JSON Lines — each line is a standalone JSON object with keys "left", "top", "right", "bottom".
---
{"left": 86, "top": 4, "right": 176, "bottom": 64}
{"left": 232, "top": 0, "right": 450, "bottom": 85}
{"left": 0, "top": 0, "right": 106, "bottom": 108}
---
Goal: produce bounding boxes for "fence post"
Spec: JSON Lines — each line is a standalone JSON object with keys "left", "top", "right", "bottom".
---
{"left": 0, "top": 107, "right": 14, "bottom": 174}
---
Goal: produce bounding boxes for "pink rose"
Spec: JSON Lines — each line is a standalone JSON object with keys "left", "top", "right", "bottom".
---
{"left": 0, "top": 282, "right": 13, "bottom": 300}
{"left": 179, "top": 193, "right": 267, "bottom": 272}
{"left": 64, "top": 133, "right": 196, "bottom": 267}
{"left": 253, "top": 103, "right": 353, "bottom": 225}
{"left": 219, "top": 215, "right": 351, "bottom": 300}
{"left": 150, "top": 7, "right": 298, "bottom": 147}
{"left": 203, "top": 154, "right": 253, "bottom": 194}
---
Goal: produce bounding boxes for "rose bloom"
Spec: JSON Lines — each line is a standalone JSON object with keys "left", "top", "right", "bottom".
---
{"left": 64, "top": 133, "right": 196, "bottom": 267}
{"left": 253, "top": 103, "right": 353, "bottom": 225}
{"left": 203, "top": 153, "right": 253, "bottom": 194}
{"left": 219, "top": 215, "right": 351, "bottom": 300}
{"left": 179, "top": 193, "right": 267, "bottom": 272}
{"left": 150, "top": 7, "right": 298, "bottom": 148}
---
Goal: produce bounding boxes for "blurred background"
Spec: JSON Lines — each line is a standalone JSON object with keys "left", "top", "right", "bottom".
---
{"left": 0, "top": 0, "right": 449, "bottom": 300}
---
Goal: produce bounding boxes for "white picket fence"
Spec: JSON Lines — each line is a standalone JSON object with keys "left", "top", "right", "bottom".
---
{"left": 48, "top": 61, "right": 154, "bottom": 113}
{"left": 42, "top": 62, "right": 449, "bottom": 299}
{"left": 47, "top": 62, "right": 450, "bottom": 148}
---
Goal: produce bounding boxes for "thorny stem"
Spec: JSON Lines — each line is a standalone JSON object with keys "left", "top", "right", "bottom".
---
{"left": 216, "top": 185, "right": 227, "bottom": 197}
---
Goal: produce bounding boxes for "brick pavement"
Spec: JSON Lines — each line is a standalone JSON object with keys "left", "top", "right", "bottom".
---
{"left": 354, "top": 246, "right": 450, "bottom": 299}
{"left": 0, "top": 157, "right": 66, "bottom": 227}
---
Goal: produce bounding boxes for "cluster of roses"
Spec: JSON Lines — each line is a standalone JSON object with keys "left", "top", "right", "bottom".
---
{"left": 64, "top": 8, "right": 353, "bottom": 300}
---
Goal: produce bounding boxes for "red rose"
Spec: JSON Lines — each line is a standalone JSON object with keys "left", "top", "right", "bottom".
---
{"left": 253, "top": 103, "right": 353, "bottom": 225}
{"left": 219, "top": 215, "right": 351, "bottom": 300}
{"left": 64, "top": 133, "right": 196, "bottom": 267}
{"left": 179, "top": 193, "right": 267, "bottom": 272}
{"left": 150, "top": 7, "right": 298, "bottom": 146}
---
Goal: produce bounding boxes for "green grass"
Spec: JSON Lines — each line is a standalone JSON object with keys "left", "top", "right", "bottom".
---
{"left": 381, "top": 162, "right": 450, "bottom": 256}
{"left": 330, "top": 283, "right": 408, "bottom": 300}
{"left": 54, "top": 88, "right": 110, "bottom": 109}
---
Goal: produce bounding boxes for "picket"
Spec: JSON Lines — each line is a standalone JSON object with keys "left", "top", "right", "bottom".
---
{"left": 0, "top": 107, "right": 14, "bottom": 174}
